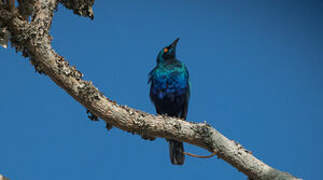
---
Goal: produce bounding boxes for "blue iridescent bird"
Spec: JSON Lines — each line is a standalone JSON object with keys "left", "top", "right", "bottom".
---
{"left": 148, "top": 38, "right": 190, "bottom": 165}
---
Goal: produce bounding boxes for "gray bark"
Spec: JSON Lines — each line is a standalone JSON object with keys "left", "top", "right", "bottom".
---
{"left": 0, "top": 1, "right": 301, "bottom": 180}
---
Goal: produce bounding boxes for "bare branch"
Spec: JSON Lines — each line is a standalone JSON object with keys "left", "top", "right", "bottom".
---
{"left": 0, "top": 2, "right": 301, "bottom": 180}
{"left": 0, "top": 174, "right": 10, "bottom": 180}
{"left": 58, "top": 0, "right": 94, "bottom": 19}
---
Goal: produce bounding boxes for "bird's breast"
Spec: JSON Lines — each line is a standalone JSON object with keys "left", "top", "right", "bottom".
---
{"left": 151, "top": 71, "right": 188, "bottom": 100}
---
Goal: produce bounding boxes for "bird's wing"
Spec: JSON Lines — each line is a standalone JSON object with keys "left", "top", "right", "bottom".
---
{"left": 148, "top": 66, "right": 157, "bottom": 84}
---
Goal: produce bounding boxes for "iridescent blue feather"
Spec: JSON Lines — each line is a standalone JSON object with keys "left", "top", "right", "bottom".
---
{"left": 148, "top": 60, "right": 190, "bottom": 119}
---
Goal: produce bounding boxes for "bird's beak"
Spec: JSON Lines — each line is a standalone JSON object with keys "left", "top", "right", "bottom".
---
{"left": 170, "top": 38, "right": 180, "bottom": 48}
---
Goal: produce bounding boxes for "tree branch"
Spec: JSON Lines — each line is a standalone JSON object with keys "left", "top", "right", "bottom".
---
{"left": 0, "top": 174, "right": 10, "bottom": 180}
{"left": 59, "top": 0, "right": 94, "bottom": 19}
{"left": 0, "top": 2, "right": 301, "bottom": 180}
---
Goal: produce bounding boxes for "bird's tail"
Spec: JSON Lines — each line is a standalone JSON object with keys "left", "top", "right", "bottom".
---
{"left": 168, "top": 140, "right": 185, "bottom": 165}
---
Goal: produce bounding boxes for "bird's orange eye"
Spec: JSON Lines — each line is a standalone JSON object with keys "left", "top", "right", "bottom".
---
{"left": 164, "top": 48, "right": 168, "bottom": 53}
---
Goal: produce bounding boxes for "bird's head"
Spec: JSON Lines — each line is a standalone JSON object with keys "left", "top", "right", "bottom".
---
{"left": 157, "top": 38, "right": 179, "bottom": 63}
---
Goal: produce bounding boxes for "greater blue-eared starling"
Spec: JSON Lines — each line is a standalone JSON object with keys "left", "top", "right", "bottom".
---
{"left": 148, "top": 38, "right": 190, "bottom": 165}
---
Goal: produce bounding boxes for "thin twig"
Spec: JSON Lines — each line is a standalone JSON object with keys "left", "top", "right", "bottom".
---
{"left": 184, "top": 151, "right": 217, "bottom": 158}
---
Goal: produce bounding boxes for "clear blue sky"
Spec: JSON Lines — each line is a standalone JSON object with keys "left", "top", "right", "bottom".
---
{"left": 1, "top": 1, "right": 322, "bottom": 179}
